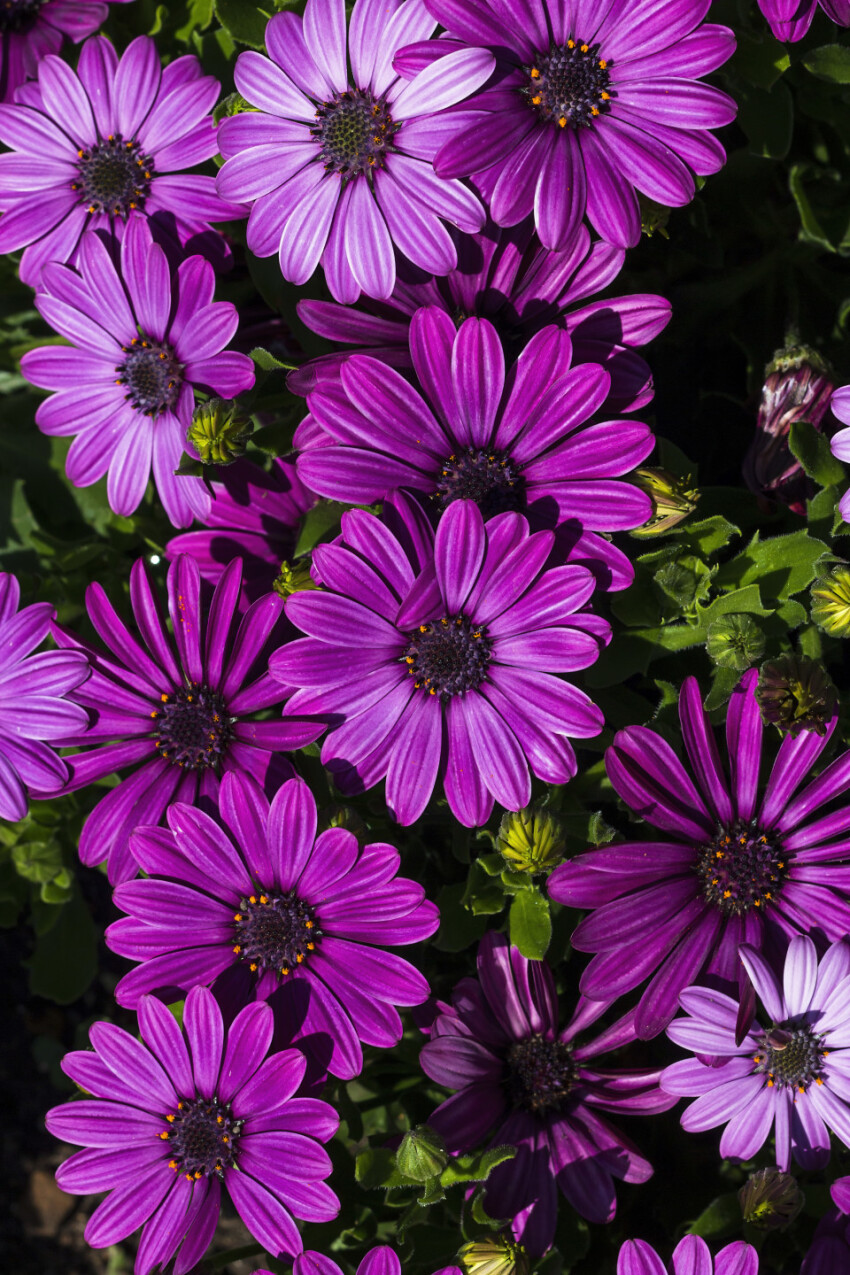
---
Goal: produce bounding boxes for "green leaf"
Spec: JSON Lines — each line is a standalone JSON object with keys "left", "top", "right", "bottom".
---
{"left": 687, "top": 1191, "right": 744, "bottom": 1240}
{"left": 27, "top": 885, "right": 97, "bottom": 1004}
{"left": 704, "top": 665, "right": 744, "bottom": 713}
{"left": 803, "top": 43, "right": 850, "bottom": 83}
{"left": 697, "top": 584, "right": 773, "bottom": 626}
{"left": 789, "top": 420, "right": 845, "bottom": 487}
{"left": 250, "top": 345, "right": 297, "bottom": 372}
{"left": 433, "top": 882, "right": 488, "bottom": 953}
{"left": 440, "top": 1144, "right": 516, "bottom": 1186}
{"left": 677, "top": 514, "right": 740, "bottom": 556}
{"left": 461, "top": 859, "right": 506, "bottom": 916}
{"left": 213, "top": 0, "right": 270, "bottom": 46}
{"left": 789, "top": 163, "right": 835, "bottom": 252}
{"left": 508, "top": 886, "right": 551, "bottom": 960}
{"left": 738, "top": 81, "right": 793, "bottom": 160}
{"left": 355, "top": 1147, "right": 405, "bottom": 1190}
{"left": 714, "top": 530, "right": 828, "bottom": 603}
{"left": 293, "top": 500, "right": 346, "bottom": 556}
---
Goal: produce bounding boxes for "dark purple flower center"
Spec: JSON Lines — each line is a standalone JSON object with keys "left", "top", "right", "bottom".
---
{"left": 160, "top": 1097, "right": 240, "bottom": 1181}
{"left": 403, "top": 615, "right": 491, "bottom": 700}
{"left": 0, "top": 0, "right": 41, "bottom": 32}
{"left": 116, "top": 336, "right": 184, "bottom": 417}
{"left": 752, "top": 1024, "right": 826, "bottom": 1093}
{"left": 152, "top": 683, "right": 233, "bottom": 769}
{"left": 695, "top": 821, "right": 790, "bottom": 916}
{"left": 506, "top": 1034, "right": 577, "bottom": 1115}
{"left": 435, "top": 449, "right": 526, "bottom": 517}
{"left": 72, "top": 134, "right": 155, "bottom": 217}
{"left": 311, "top": 88, "right": 398, "bottom": 179}
{"left": 522, "top": 40, "right": 613, "bottom": 129}
{"left": 232, "top": 891, "right": 319, "bottom": 978}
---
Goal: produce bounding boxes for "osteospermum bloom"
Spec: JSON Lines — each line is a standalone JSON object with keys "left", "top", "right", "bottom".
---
{"left": 0, "top": 0, "right": 131, "bottom": 103}
{"left": 215, "top": 0, "right": 495, "bottom": 302}
{"left": 828, "top": 385, "right": 850, "bottom": 525}
{"left": 758, "top": 0, "right": 850, "bottom": 41}
{"left": 291, "top": 218, "right": 671, "bottom": 412}
{"left": 801, "top": 1178, "right": 850, "bottom": 1273}
{"left": 415, "top": 0, "right": 736, "bottom": 249}
{"left": 296, "top": 309, "right": 653, "bottom": 591}
{"left": 107, "top": 771, "right": 438, "bottom": 1078}
{"left": 618, "top": 1237, "right": 758, "bottom": 1275}
{"left": 294, "top": 1245, "right": 400, "bottom": 1275}
{"left": 548, "top": 669, "right": 850, "bottom": 1039}
{"left": 0, "top": 571, "right": 89, "bottom": 821}
{"left": 271, "top": 495, "right": 607, "bottom": 828}
{"left": 46, "top": 987, "right": 339, "bottom": 1273}
{"left": 20, "top": 216, "right": 254, "bottom": 527}
{"left": 420, "top": 932, "right": 672, "bottom": 1254}
{"left": 0, "top": 34, "right": 243, "bottom": 283}
{"left": 663, "top": 935, "right": 850, "bottom": 1172}
{"left": 52, "top": 554, "right": 321, "bottom": 884}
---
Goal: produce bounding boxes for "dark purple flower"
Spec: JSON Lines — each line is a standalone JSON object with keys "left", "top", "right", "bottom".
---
{"left": 0, "top": 571, "right": 89, "bottom": 821}
{"left": 295, "top": 309, "right": 653, "bottom": 592}
{"left": 0, "top": 0, "right": 131, "bottom": 104}
{"left": 20, "top": 215, "right": 254, "bottom": 527}
{"left": 52, "top": 554, "right": 321, "bottom": 884}
{"left": 271, "top": 495, "right": 607, "bottom": 828}
{"left": 215, "top": 0, "right": 495, "bottom": 302}
{"left": 295, "top": 1245, "right": 400, "bottom": 1275}
{"left": 420, "top": 932, "right": 672, "bottom": 1254}
{"left": 618, "top": 1237, "right": 758, "bottom": 1275}
{"left": 0, "top": 34, "right": 244, "bottom": 284}
{"left": 414, "top": 0, "right": 736, "bottom": 249}
{"left": 663, "top": 935, "right": 850, "bottom": 1171}
{"left": 291, "top": 219, "right": 671, "bottom": 412}
{"left": 548, "top": 669, "right": 850, "bottom": 1039}
{"left": 802, "top": 1178, "right": 850, "bottom": 1274}
{"left": 46, "top": 986, "right": 339, "bottom": 1273}
{"left": 107, "top": 770, "right": 438, "bottom": 1078}
{"left": 166, "top": 457, "right": 316, "bottom": 606}
{"left": 758, "top": 0, "right": 850, "bottom": 41}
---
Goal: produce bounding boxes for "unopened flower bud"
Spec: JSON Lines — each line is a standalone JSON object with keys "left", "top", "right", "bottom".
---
{"left": 396, "top": 1125, "right": 449, "bottom": 1182}
{"left": 757, "top": 655, "right": 837, "bottom": 736}
{"left": 496, "top": 805, "right": 566, "bottom": 874}
{"left": 187, "top": 399, "right": 252, "bottom": 465}
{"left": 811, "top": 564, "right": 850, "bottom": 637}
{"left": 706, "top": 614, "right": 765, "bottom": 672}
{"left": 630, "top": 468, "right": 699, "bottom": 538}
{"left": 273, "top": 560, "right": 319, "bottom": 598}
{"left": 638, "top": 195, "right": 671, "bottom": 239}
{"left": 739, "top": 1167, "right": 804, "bottom": 1231}
{"left": 459, "top": 1235, "right": 529, "bottom": 1275}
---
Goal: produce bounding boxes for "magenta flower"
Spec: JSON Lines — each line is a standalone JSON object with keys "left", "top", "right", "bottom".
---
{"left": 0, "top": 0, "right": 131, "bottom": 104}
{"left": 215, "top": 0, "right": 495, "bottom": 302}
{"left": 802, "top": 1178, "right": 850, "bottom": 1274}
{"left": 618, "top": 1237, "right": 758, "bottom": 1275}
{"left": 295, "top": 1244, "right": 399, "bottom": 1275}
{"left": 828, "top": 386, "right": 850, "bottom": 524}
{"left": 0, "top": 35, "right": 243, "bottom": 284}
{"left": 663, "top": 935, "right": 850, "bottom": 1172}
{"left": 20, "top": 216, "right": 254, "bottom": 528}
{"left": 420, "top": 932, "right": 672, "bottom": 1254}
{"left": 46, "top": 987, "right": 339, "bottom": 1273}
{"left": 548, "top": 669, "right": 850, "bottom": 1039}
{"left": 758, "top": 0, "right": 850, "bottom": 41}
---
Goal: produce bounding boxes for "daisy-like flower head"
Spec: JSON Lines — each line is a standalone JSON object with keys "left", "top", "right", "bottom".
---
{"left": 46, "top": 987, "right": 339, "bottom": 1274}
{"left": 827, "top": 385, "right": 850, "bottom": 526}
{"left": 663, "top": 935, "right": 850, "bottom": 1174}
{"left": 0, "top": 571, "right": 89, "bottom": 820}
{"left": 107, "top": 771, "right": 439, "bottom": 1079}
{"left": 271, "top": 494, "right": 608, "bottom": 828}
{"left": 295, "top": 309, "right": 654, "bottom": 593}
{"left": 52, "top": 554, "right": 322, "bottom": 885}
{"left": 802, "top": 1177, "right": 850, "bottom": 1273}
{"left": 548, "top": 668, "right": 850, "bottom": 1040}
{"left": 420, "top": 932, "right": 673, "bottom": 1255}
{"left": 0, "top": 35, "right": 244, "bottom": 283}
{"left": 618, "top": 1237, "right": 758, "bottom": 1275}
{"left": 291, "top": 218, "right": 671, "bottom": 413}
{"left": 0, "top": 0, "right": 131, "bottom": 104}
{"left": 294, "top": 1245, "right": 400, "bottom": 1275}
{"left": 758, "top": 0, "right": 850, "bottom": 42}
{"left": 215, "top": 0, "right": 496, "bottom": 303}
{"left": 20, "top": 215, "right": 254, "bottom": 528}
{"left": 416, "top": 0, "right": 736, "bottom": 249}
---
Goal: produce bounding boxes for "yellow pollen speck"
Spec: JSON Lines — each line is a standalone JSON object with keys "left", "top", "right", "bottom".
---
{"left": 249, "top": 962, "right": 258, "bottom": 971}
{"left": 591, "top": 107, "right": 599, "bottom": 115}
{"left": 259, "top": 895, "right": 268, "bottom": 905}
{"left": 723, "top": 890, "right": 731, "bottom": 898}
{"left": 281, "top": 966, "right": 290, "bottom": 976}
{"left": 599, "top": 59, "right": 607, "bottom": 68}
{"left": 419, "top": 625, "right": 428, "bottom": 633}
{"left": 159, "top": 1131, "right": 170, "bottom": 1139}
{"left": 817, "top": 1077, "right": 824, "bottom": 1084}
{"left": 217, "top": 1115, "right": 224, "bottom": 1124}
{"left": 558, "top": 116, "right": 567, "bottom": 127}
{"left": 532, "top": 95, "right": 541, "bottom": 105}
{"left": 767, "top": 1078, "right": 774, "bottom": 1086}
{"left": 530, "top": 67, "right": 540, "bottom": 78}
{"left": 754, "top": 899, "right": 761, "bottom": 907}
{"left": 601, "top": 91, "right": 610, "bottom": 100}
{"left": 249, "top": 895, "right": 257, "bottom": 904}
{"left": 194, "top": 1170, "right": 202, "bottom": 1179}
{"left": 307, "top": 942, "right": 315, "bottom": 950}
{"left": 232, "top": 945, "right": 242, "bottom": 954}
{"left": 567, "top": 38, "right": 575, "bottom": 48}
{"left": 185, "top": 1173, "right": 193, "bottom": 1182}
{"left": 166, "top": 1114, "right": 176, "bottom": 1122}
{"left": 305, "top": 920, "right": 314, "bottom": 929}
{"left": 169, "top": 1160, "right": 178, "bottom": 1170}
{"left": 234, "top": 913, "right": 242, "bottom": 922}
{"left": 581, "top": 43, "right": 588, "bottom": 51}
{"left": 296, "top": 953, "right": 304, "bottom": 963}
{"left": 222, "top": 1136, "right": 229, "bottom": 1144}
{"left": 798, "top": 1085, "right": 806, "bottom": 1094}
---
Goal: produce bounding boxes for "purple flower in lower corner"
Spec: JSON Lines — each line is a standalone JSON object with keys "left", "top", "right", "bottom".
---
{"left": 548, "top": 669, "right": 850, "bottom": 1039}
{"left": 295, "top": 1246, "right": 400, "bottom": 1275}
{"left": 802, "top": 1177, "right": 850, "bottom": 1273}
{"left": 420, "top": 932, "right": 673, "bottom": 1255}
{"left": 662, "top": 935, "right": 850, "bottom": 1172}
{"left": 0, "top": 0, "right": 131, "bottom": 104}
{"left": 47, "top": 987, "right": 339, "bottom": 1274}
{"left": 52, "top": 554, "right": 321, "bottom": 884}
{"left": 758, "top": 0, "right": 850, "bottom": 42}
{"left": 828, "top": 385, "right": 850, "bottom": 525}
{"left": 0, "top": 571, "right": 89, "bottom": 820}
{"left": 618, "top": 1237, "right": 757, "bottom": 1275}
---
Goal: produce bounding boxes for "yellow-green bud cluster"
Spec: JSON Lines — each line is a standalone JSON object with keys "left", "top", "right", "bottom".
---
{"left": 496, "top": 805, "right": 566, "bottom": 874}
{"left": 738, "top": 1167, "right": 803, "bottom": 1231}
{"left": 630, "top": 468, "right": 699, "bottom": 538}
{"left": 187, "top": 399, "right": 252, "bottom": 465}
{"left": 273, "top": 560, "right": 319, "bottom": 598}
{"left": 459, "top": 1235, "right": 529, "bottom": 1275}
{"left": 811, "top": 564, "right": 850, "bottom": 638}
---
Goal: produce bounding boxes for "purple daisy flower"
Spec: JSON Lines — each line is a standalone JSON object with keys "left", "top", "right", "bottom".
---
{"left": 662, "top": 935, "right": 850, "bottom": 1172}
{"left": 20, "top": 215, "right": 254, "bottom": 528}
{"left": 291, "top": 219, "right": 671, "bottom": 413}
{"left": 295, "top": 308, "right": 653, "bottom": 592}
{"left": 828, "top": 386, "right": 850, "bottom": 524}
{"left": 106, "top": 770, "right": 439, "bottom": 1079}
{"left": 0, "top": 34, "right": 244, "bottom": 284}
{"left": 548, "top": 669, "right": 850, "bottom": 1040}
{"left": 420, "top": 932, "right": 672, "bottom": 1254}
{"left": 46, "top": 986, "right": 339, "bottom": 1273}
{"left": 618, "top": 1237, "right": 758, "bottom": 1275}
{"left": 295, "top": 1244, "right": 400, "bottom": 1275}
{"left": 758, "top": 0, "right": 850, "bottom": 41}
{"left": 271, "top": 494, "right": 607, "bottom": 828}
{"left": 166, "top": 457, "right": 316, "bottom": 606}
{"left": 0, "top": 0, "right": 131, "bottom": 104}
{"left": 0, "top": 571, "right": 89, "bottom": 821}
{"left": 215, "top": 0, "right": 495, "bottom": 303}
{"left": 414, "top": 0, "right": 736, "bottom": 249}
{"left": 802, "top": 1177, "right": 850, "bottom": 1274}
{"left": 51, "top": 554, "right": 321, "bottom": 885}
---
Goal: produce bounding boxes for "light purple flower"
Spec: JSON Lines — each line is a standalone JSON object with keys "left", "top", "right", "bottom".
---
{"left": 802, "top": 1177, "right": 850, "bottom": 1274}
{"left": 215, "top": 0, "right": 495, "bottom": 302}
{"left": 0, "top": 571, "right": 88, "bottom": 821}
{"left": 271, "top": 494, "right": 607, "bottom": 828}
{"left": 548, "top": 669, "right": 850, "bottom": 1039}
{"left": 0, "top": 0, "right": 131, "bottom": 104}
{"left": 295, "top": 1245, "right": 400, "bottom": 1275}
{"left": 20, "top": 215, "right": 254, "bottom": 528}
{"left": 618, "top": 1236, "right": 758, "bottom": 1275}
{"left": 663, "top": 935, "right": 850, "bottom": 1172}
{"left": 0, "top": 34, "right": 244, "bottom": 284}
{"left": 46, "top": 986, "right": 339, "bottom": 1273}
{"left": 758, "top": 0, "right": 850, "bottom": 41}
{"left": 420, "top": 932, "right": 673, "bottom": 1255}
{"left": 827, "top": 385, "right": 850, "bottom": 524}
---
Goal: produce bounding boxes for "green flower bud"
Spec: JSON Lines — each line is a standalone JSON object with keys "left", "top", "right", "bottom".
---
{"left": 811, "top": 564, "right": 850, "bottom": 637}
{"left": 187, "top": 399, "right": 252, "bottom": 465}
{"left": 638, "top": 195, "right": 671, "bottom": 239}
{"left": 396, "top": 1125, "right": 449, "bottom": 1182}
{"left": 757, "top": 655, "right": 837, "bottom": 737}
{"left": 738, "top": 1167, "right": 804, "bottom": 1231}
{"left": 273, "top": 560, "right": 319, "bottom": 598}
{"left": 459, "top": 1235, "right": 529, "bottom": 1275}
{"left": 496, "top": 805, "right": 566, "bottom": 874}
{"left": 705, "top": 614, "right": 765, "bottom": 672}
{"left": 630, "top": 468, "right": 699, "bottom": 538}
